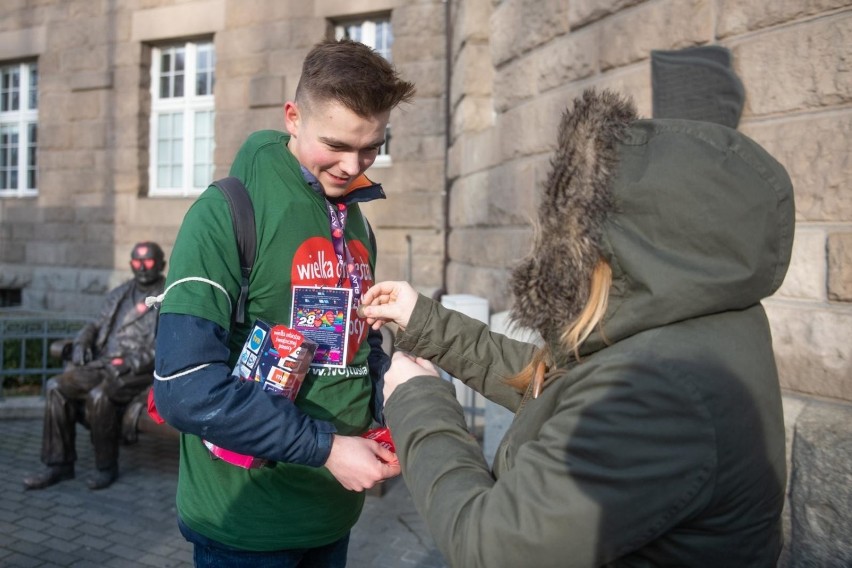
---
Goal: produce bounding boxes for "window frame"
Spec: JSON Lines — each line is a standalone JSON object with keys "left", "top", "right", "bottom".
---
{"left": 0, "top": 61, "right": 38, "bottom": 198}
{"left": 148, "top": 39, "right": 216, "bottom": 197}
{"left": 333, "top": 15, "right": 394, "bottom": 168}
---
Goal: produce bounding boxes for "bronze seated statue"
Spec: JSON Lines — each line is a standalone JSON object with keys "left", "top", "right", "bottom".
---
{"left": 23, "top": 242, "right": 166, "bottom": 491}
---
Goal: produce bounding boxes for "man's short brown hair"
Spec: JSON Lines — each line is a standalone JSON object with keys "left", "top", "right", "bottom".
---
{"left": 295, "top": 38, "right": 415, "bottom": 117}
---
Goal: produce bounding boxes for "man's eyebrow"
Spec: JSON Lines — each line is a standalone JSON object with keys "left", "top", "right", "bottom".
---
{"left": 320, "top": 136, "right": 385, "bottom": 149}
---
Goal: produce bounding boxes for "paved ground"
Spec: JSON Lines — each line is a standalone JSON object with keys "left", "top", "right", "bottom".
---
{"left": 0, "top": 397, "right": 447, "bottom": 568}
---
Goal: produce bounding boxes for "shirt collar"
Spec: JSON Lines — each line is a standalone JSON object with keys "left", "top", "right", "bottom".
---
{"left": 299, "top": 166, "right": 386, "bottom": 206}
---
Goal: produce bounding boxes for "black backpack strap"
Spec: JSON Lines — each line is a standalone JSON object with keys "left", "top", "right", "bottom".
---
{"left": 212, "top": 177, "right": 256, "bottom": 325}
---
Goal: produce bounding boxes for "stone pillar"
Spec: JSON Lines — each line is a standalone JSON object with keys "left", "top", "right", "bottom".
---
{"left": 483, "top": 311, "right": 542, "bottom": 466}
{"left": 779, "top": 394, "right": 852, "bottom": 567}
{"left": 440, "top": 294, "right": 489, "bottom": 435}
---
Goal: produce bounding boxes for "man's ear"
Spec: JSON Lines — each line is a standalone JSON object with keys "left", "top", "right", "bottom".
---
{"left": 283, "top": 101, "right": 300, "bottom": 136}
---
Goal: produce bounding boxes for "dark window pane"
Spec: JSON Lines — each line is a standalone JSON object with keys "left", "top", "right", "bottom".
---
{"left": 175, "top": 74, "right": 184, "bottom": 97}
{"left": 29, "top": 66, "right": 38, "bottom": 109}
{"left": 382, "top": 124, "right": 391, "bottom": 155}
{"left": 0, "top": 289, "right": 23, "bottom": 307}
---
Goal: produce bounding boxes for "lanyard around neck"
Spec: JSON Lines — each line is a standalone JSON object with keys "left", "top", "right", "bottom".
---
{"left": 325, "top": 200, "right": 363, "bottom": 304}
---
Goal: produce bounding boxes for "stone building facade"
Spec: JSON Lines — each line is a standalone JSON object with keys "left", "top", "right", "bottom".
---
{"left": 0, "top": 0, "right": 850, "bottom": 564}
{"left": 0, "top": 0, "right": 447, "bottom": 313}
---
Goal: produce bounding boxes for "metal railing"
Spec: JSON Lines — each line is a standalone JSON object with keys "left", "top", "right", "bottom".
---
{"left": 0, "top": 311, "right": 90, "bottom": 399}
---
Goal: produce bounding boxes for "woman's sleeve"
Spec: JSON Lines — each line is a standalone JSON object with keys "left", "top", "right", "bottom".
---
{"left": 395, "top": 295, "right": 537, "bottom": 412}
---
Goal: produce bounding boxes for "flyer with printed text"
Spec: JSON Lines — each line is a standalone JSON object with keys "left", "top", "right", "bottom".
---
{"left": 290, "top": 286, "right": 352, "bottom": 368}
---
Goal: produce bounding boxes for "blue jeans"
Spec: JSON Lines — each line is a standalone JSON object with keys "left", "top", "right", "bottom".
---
{"left": 178, "top": 516, "right": 350, "bottom": 567}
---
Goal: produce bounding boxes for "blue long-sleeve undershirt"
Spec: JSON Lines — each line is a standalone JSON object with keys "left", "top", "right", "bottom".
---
{"left": 153, "top": 312, "right": 335, "bottom": 467}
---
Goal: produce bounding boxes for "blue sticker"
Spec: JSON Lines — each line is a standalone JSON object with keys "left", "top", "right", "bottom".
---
{"left": 249, "top": 326, "right": 266, "bottom": 352}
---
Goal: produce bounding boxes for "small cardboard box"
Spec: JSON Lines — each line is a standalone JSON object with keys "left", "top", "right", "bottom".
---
{"left": 233, "top": 319, "right": 317, "bottom": 399}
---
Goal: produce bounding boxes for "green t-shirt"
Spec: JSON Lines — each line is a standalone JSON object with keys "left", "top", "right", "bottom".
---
{"left": 161, "top": 130, "right": 378, "bottom": 550}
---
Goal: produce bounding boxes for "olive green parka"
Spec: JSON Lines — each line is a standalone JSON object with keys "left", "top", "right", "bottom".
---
{"left": 383, "top": 90, "right": 793, "bottom": 567}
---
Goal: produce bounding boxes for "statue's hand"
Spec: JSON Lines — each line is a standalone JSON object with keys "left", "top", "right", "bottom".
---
{"left": 108, "top": 357, "right": 131, "bottom": 377}
{"left": 71, "top": 343, "right": 92, "bottom": 366}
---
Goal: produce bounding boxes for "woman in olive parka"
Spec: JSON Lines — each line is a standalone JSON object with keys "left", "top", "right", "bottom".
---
{"left": 361, "top": 89, "right": 793, "bottom": 567}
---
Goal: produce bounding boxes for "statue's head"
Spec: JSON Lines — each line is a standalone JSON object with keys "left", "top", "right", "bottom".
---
{"left": 129, "top": 241, "right": 166, "bottom": 286}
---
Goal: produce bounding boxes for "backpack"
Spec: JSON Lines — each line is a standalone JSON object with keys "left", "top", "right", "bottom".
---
{"left": 211, "top": 177, "right": 256, "bottom": 325}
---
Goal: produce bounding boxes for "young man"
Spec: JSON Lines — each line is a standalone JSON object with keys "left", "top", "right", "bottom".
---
{"left": 24, "top": 242, "right": 166, "bottom": 491}
{"left": 152, "top": 39, "right": 415, "bottom": 565}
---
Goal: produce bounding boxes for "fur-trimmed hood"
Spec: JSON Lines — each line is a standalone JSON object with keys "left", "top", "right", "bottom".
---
{"left": 510, "top": 89, "right": 795, "bottom": 357}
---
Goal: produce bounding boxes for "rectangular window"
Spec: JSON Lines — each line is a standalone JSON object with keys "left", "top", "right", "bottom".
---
{"left": 149, "top": 40, "right": 215, "bottom": 197}
{"left": 335, "top": 17, "right": 393, "bottom": 62}
{"left": 334, "top": 16, "right": 394, "bottom": 167}
{"left": 0, "top": 61, "right": 38, "bottom": 197}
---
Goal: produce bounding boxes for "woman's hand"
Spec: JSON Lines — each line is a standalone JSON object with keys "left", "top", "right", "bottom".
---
{"left": 360, "top": 281, "right": 419, "bottom": 331}
{"left": 384, "top": 351, "right": 441, "bottom": 402}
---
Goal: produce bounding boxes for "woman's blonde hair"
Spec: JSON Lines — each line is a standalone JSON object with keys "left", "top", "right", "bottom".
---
{"left": 506, "top": 258, "right": 613, "bottom": 393}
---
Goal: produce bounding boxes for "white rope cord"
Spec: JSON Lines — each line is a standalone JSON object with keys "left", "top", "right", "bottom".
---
{"left": 145, "top": 276, "right": 233, "bottom": 314}
{"left": 145, "top": 276, "right": 232, "bottom": 382}
{"left": 154, "top": 363, "right": 212, "bottom": 381}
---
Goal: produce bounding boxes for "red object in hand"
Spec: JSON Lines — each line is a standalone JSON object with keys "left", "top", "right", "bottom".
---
{"left": 111, "top": 357, "right": 124, "bottom": 366}
{"left": 361, "top": 426, "right": 396, "bottom": 453}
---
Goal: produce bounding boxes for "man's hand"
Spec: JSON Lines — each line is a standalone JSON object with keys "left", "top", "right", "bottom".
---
{"left": 360, "top": 281, "right": 419, "bottom": 331}
{"left": 384, "top": 351, "right": 441, "bottom": 402}
{"left": 71, "top": 343, "right": 92, "bottom": 366}
{"left": 324, "top": 435, "right": 401, "bottom": 492}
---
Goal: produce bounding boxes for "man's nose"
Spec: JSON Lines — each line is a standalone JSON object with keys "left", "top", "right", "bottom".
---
{"left": 339, "top": 152, "right": 361, "bottom": 176}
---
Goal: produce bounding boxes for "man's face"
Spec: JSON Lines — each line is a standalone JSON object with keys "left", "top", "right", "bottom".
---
{"left": 284, "top": 99, "right": 389, "bottom": 199}
{"left": 130, "top": 243, "right": 164, "bottom": 286}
